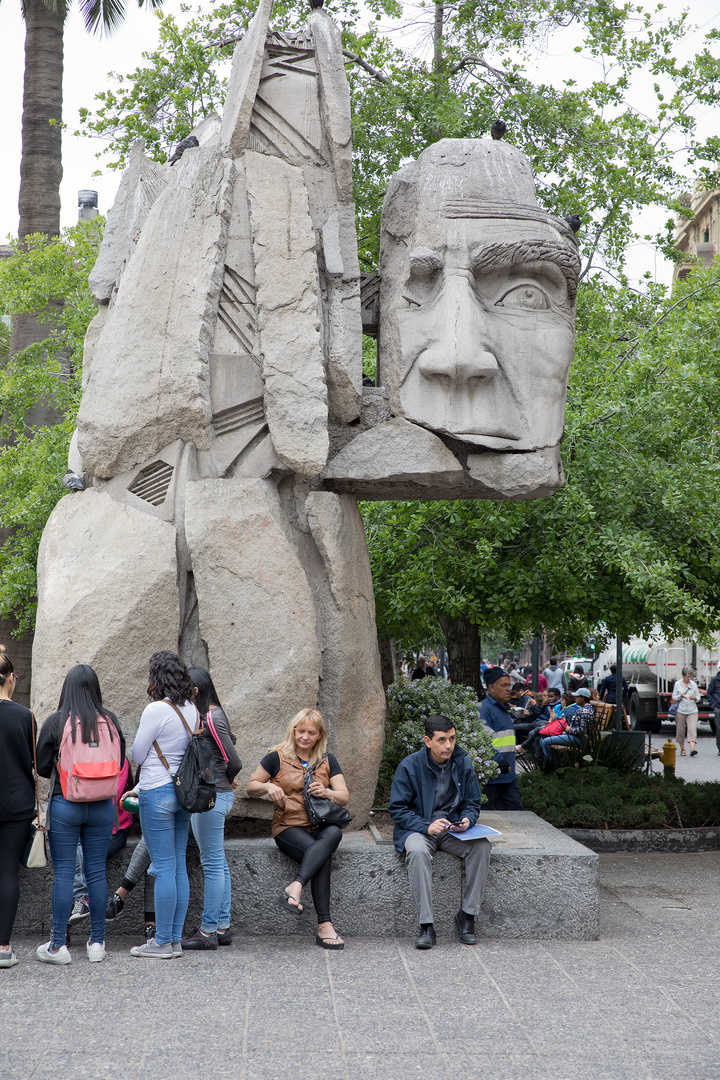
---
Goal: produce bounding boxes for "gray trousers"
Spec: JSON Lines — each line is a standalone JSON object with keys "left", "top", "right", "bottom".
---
{"left": 403, "top": 832, "right": 491, "bottom": 925}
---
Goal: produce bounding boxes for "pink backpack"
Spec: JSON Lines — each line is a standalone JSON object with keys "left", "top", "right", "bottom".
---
{"left": 58, "top": 714, "right": 122, "bottom": 802}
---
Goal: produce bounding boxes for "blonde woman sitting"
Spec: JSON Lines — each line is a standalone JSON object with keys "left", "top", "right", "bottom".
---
{"left": 247, "top": 708, "right": 349, "bottom": 950}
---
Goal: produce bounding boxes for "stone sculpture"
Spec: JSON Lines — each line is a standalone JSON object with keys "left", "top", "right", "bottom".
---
{"left": 31, "top": 0, "right": 580, "bottom": 827}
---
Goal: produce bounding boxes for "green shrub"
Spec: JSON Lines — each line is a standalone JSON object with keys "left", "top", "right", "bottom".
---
{"left": 374, "top": 679, "right": 498, "bottom": 805}
{"left": 519, "top": 767, "right": 720, "bottom": 829}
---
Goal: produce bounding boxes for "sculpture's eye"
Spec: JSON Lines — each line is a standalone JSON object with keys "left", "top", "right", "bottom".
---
{"left": 495, "top": 284, "right": 549, "bottom": 310}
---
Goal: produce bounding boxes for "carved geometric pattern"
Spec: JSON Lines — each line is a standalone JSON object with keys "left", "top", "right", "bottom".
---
{"left": 212, "top": 398, "right": 266, "bottom": 437}
{"left": 250, "top": 95, "right": 325, "bottom": 165}
{"left": 360, "top": 273, "right": 381, "bottom": 338}
{"left": 128, "top": 460, "right": 174, "bottom": 506}
{"left": 266, "top": 30, "right": 315, "bottom": 51}
{"left": 251, "top": 34, "right": 325, "bottom": 165}
{"left": 218, "top": 266, "right": 260, "bottom": 366}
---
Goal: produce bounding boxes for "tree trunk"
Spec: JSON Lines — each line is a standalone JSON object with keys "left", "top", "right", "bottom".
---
{"left": 439, "top": 616, "right": 483, "bottom": 698}
{"left": 378, "top": 638, "right": 399, "bottom": 692}
{"left": 3, "top": 1, "right": 65, "bottom": 701}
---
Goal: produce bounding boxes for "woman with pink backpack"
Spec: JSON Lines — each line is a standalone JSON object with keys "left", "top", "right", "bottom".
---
{"left": 35, "top": 665, "right": 125, "bottom": 965}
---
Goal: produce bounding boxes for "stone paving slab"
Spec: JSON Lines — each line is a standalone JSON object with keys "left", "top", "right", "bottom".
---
{"left": 3, "top": 851, "right": 720, "bottom": 1080}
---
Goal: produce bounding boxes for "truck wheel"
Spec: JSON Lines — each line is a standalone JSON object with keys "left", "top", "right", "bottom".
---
{"left": 628, "top": 693, "right": 640, "bottom": 730}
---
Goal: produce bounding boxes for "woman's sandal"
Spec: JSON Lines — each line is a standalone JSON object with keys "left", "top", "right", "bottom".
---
{"left": 277, "top": 891, "right": 303, "bottom": 914}
{"left": 680, "top": 750, "right": 687, "bottom": 756}
{"left": 316, "top": 933, "right": 344, "bottom": 950}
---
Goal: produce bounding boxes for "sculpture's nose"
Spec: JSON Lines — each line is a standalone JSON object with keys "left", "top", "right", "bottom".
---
{"left": 416, "top": 271, "right": 498, "bottom": 385}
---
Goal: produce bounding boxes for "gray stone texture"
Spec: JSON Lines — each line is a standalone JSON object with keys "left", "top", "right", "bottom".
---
{"left": 305, "top": 492, "right": 385, "bottom": 826}
{"left": 77, "top": 147, "right": 234, "bottom": 478}
{"left": 245, "top": 150, "right": 329, "bottom": 478}
{"left": 15, "top": 812, "right": 597, "bottom": 940}
{"left": 184, "top": 476, "right": 321, "bottom": 818}
{"left": 565, "top": 826, "right": 720, "bottom": 853}
{"left": 467, "top": 444, "right": 564, "bottom": 499}
{"left": 88, "top": 139, "right": 168, "bottom": 304}
{"left": 31, "top": 490, "right": 179, "bottom": 732}
{"left": 220, "top": 0, "right": 274, "bottom": 157}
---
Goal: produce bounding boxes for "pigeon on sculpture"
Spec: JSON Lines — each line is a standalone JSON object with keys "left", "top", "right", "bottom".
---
{"left": 168, "top": 135, "right": 199, "bottom": 166}
{"left": 62, "top": 469, "right": 85, "bottom": 492}
{"left": 565, "top": 214, "right": 582, "bottom": 234}
{"left": 490, "top": 120, "right": 507, "bottom": 141}
{"left": 309, "top": 0, "right": 324, "bottom": 8}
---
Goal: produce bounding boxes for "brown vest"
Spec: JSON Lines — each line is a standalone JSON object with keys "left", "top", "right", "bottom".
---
{"left": 271, "top": 754, "right": 332, "bottom": 838}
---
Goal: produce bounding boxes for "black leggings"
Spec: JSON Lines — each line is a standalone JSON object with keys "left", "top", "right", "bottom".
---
{"left": 0, "top": 818, "right": 33, "bottom": 946}
{"left": 274, "top": 825, "right": 342, "bottom": 924}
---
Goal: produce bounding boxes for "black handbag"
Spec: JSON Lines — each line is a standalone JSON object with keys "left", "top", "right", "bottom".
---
{"left": 303, "top": 758, "right": 352, "bottom": 829}
{"left": 154, "top": 704, "right": 218, "bottom": 813}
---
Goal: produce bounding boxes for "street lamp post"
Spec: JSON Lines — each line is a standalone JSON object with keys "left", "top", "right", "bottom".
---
{"left": 615, "top": 637, "right": 624, "bottom": 730}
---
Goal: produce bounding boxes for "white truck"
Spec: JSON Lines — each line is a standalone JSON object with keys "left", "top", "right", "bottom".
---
{"left": 594, "top": 637, "right": 719, "bottom": 733}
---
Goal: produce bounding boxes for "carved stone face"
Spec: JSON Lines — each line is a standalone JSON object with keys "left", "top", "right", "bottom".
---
{"left": 379, "top": 140, "right": 580, "bottom": 451}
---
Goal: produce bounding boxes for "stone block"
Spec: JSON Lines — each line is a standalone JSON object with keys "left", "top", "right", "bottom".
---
{"left": 14, "top": 813, "right": 598, "bottom": 941}
{"left": 184, "top": 477, "right": 321, "bottom": 812}
{"left": 308, "top": 9, "right": 353, "bottom": 202}
{"left": 306, "top": 492, "right": 385, "bottom": 825}
{"left": 245, "top": 151, "right": 329, "bottom": 478}
{"left": 220, "top": 0, "right": 275, "bottom": 158}
{"left": 88, "top": 139, "right": 168, "bottom": 304}
{"left": 31, "top": 490, "right": 179, "bottom": 735}
{"left": 467, "top": 445, "right": 564, "bottom": 499}
{"left": 77, "top": 148, "right": 234, "bottom": 478}
{"left": 322, "top": 417, "right": 464, "bottom": 494}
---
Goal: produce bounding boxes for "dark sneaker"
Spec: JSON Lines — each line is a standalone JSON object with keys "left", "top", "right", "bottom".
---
{"left": 144, "top": 924, "right": 156, "bottom": 942}
{"left": 415, "top": 924, "right": 436, "bottom": 950}
{"left": 106, "top": 893, "right": 125, "bottom": 922}
{"left": 217, "top": 928, "right": 233, "bottom": 946}
{"left": 69, "top": 899, "right": 90, "bottom": 925}
{"left": 181, "top": 928, "right": 218, "bottom": 951}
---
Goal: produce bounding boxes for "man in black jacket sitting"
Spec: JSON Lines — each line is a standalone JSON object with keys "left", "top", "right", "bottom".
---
{"left": 388, "top": 715, "right": 489, "bottom": 950}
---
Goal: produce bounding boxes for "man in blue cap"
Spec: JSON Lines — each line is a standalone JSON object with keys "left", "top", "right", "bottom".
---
{"left": 478, "top": 667, "right": 524, "bottom": 811}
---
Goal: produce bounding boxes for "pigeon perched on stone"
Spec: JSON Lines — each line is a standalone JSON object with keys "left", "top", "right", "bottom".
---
{"left": 310, "top": 0, "right": 324, "bottom": 8}
{"left": 490, "top": 120, "right": 507, "bottom": 141}
{"left": 565, "top": 214, "right": 582, "bottom": 234}
{"left": 62, "top": 469, "right": 85, "bottom": 492}
{"left": 168, "top": 135, "right": 199, "bottom": 166}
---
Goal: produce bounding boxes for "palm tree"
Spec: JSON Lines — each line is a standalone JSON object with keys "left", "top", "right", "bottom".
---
{"left": 10, "top": 0, "right": 164, "bottom": 355}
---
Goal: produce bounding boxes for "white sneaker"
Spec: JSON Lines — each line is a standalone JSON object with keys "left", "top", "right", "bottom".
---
{"left": 171, "top": 942, "right": 183, "bottom": 957}
{"left": 129, "top": 937, "right": 173, "bottom": 959}
{"left": 36, "top": 942, "right": 71, "bottom": 965}
{"left": 0, "top": 948, "right": 18, "bottom": 968}
{"left": 86, "top": 940, "right": 106, "bottom": 962}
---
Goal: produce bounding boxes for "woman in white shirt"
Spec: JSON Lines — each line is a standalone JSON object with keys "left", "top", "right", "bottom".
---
{"left": 129, "top": 652, "right": 197, "bottom": 959}
{"left": 672, "top": 666, "right": 701, "bottom": 758}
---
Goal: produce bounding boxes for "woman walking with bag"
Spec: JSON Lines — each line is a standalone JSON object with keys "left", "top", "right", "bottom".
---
{"left": 0, "top": 647, "right": 37, "bottom": 968}
{"left": 35, "top": 665, "right": 125, "bottom": 965}
{"left": 181, "top": 667, "right": 242, "bottom": 951}
{"left": 247, "top": 708, "right": 349, "bottom": 950}
{"left": 672, "top": 666, "right": 701, "bottom": 757}
{"left": 130, "top": 652, "right": 197, "bottom": 959}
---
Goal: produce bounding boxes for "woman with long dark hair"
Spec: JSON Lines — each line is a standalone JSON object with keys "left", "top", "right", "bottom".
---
{"left": 0, "top": 647, "right": 37, "bottom": 968}
{"left": 181, "top": 667, "right": 242, "bottom": 950}
{"left": 36, "top": 665, "right": 125, "bottom": 965}
{"left": 130, "top": 652, "right": 196, "bottom": 959}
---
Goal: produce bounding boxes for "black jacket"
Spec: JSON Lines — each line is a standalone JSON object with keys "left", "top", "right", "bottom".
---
{"left": 388, "top": 745, "right": 482, "bottom": 852}
{"left": 0, "top": 700, "right": 37, "bottom": 821}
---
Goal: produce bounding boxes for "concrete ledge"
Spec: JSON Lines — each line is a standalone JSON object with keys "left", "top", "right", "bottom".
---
{"left": 564, "top": 826, "right": 720, "bottom": 853}
{"left": 16, "top": 811, "right": 598, "bottom": 940}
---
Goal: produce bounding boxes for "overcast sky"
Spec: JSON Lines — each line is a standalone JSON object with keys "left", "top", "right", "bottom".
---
{"left": 1, "top": 0, "right": 719, "bottom": 283}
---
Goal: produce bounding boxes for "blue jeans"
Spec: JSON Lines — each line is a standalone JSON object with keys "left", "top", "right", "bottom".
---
{"left": 139, "top": 783, "right": 190, "bottom": 945}
{"left": 191, "top": 791, "right": 234, "bottom": 933}
{"left": 541, "top": 733, "right": 580, "bottom": 757}
{"left": 47, "top": 795, "right": 114, "bottom": 948}
{"left": 73, "top": 828, "right": 129, "bottom": 902}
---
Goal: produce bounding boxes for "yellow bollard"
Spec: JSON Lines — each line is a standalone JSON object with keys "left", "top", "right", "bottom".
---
{"left": 660, "top": 739, "right": 676, "bottom": 777}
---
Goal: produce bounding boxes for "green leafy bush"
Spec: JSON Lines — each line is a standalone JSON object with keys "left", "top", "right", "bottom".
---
{"left": 520, "top": 767, "right": 720, "bottom": 829}
{"left": 374, "top": 679, "right": 498, "bottom": 805}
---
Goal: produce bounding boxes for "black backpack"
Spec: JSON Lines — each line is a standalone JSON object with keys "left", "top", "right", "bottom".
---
{"left": 153, "top": 703, "right": 219, "bottom": 813}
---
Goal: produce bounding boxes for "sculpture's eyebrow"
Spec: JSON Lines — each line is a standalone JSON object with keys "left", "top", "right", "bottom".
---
{"left": 471, "top": 240, "right": 581, "bottom": 302}
{"left": 408, "top": 248, "right": 443, "bottom": 276}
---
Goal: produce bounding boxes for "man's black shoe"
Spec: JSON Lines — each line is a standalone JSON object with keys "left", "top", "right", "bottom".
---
{"left": 455, "top": 910, "right": 477, "bottom": 945}
{"left": 415, "top": 924, "right": 436, "bottom": 949}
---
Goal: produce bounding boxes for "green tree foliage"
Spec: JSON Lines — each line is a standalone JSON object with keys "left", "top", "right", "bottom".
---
{"left": 375, "top": 678, "right": 497, "bottom": 803}
{"left": 77, "top": 1, "right": 720, "bottom": 271}
{"left": 363, "top": 263, "right": 720, "bottom": 651}
{"left": 0, "top": 221, "right": 102, "bottom": 632}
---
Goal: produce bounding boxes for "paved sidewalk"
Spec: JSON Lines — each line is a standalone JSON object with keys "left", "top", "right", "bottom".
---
{"left": 648, "top": 724, "right": 720, "bottom": 782}
{"left": 3, "top": 851, "right": 720, "bottom": 1080}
